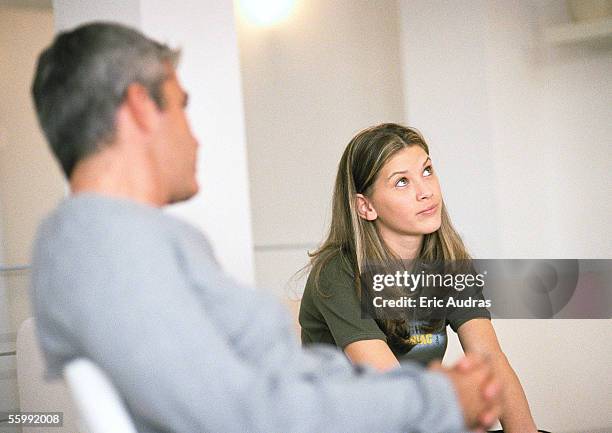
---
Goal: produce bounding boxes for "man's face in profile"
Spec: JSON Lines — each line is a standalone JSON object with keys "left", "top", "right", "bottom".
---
{"left": 152, "top": 69, "right": 200, "bottom": 204}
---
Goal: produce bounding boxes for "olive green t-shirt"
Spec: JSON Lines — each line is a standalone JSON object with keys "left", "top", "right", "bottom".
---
{"left": 299, "top": 254, "right": 491, "bottom": 366}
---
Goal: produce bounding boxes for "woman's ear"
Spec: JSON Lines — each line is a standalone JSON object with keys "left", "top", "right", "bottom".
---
{"left": 355, "top": 194, "right": 378, "bottom": 221}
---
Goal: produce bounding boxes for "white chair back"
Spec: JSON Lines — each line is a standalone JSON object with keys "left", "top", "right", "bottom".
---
{"left": 16, "top": 317, "right": 80, "bottom": 433}
{"left": 63, "top": 358, "right": 138, "bottom": 433}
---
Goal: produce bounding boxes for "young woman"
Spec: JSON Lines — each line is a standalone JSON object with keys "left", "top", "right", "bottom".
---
{"left": 299, "top": 123, "right": 538, "bottom": 433}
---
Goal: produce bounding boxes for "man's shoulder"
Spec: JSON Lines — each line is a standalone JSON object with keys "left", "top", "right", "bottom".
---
{"left": 33, "top": 194, "right": 180, "bottom": 262}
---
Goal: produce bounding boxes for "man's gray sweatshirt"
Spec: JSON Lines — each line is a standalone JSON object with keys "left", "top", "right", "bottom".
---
{"left": 30, "top": 194, "right": 467, "bottom": 433}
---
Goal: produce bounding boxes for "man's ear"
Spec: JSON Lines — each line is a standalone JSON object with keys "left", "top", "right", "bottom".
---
{"left": 355, "top": 194, "right": 377, "bottom": 221}
{"left": 123, "top": 83, "right": 159, "bottom": 133}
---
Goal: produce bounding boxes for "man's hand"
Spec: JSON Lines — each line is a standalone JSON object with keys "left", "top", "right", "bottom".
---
{"left": 429, "top": 354, "right": 502, "bottom": 433}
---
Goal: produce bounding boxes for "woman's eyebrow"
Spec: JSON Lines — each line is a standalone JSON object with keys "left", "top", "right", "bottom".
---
{"left": 387, "top": 157, "right": 432, "bottom": 180}
{"left": 387, "top": 169, "right": 407, "bottom": 180}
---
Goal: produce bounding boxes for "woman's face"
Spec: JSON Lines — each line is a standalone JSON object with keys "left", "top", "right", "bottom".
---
{"left": 359, "top": 145, "right": 443, "bottom": 240}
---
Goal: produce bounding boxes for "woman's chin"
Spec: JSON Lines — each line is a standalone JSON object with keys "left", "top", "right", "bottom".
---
{"left": 420, "top": 220, "right": 442, "bottom": 235}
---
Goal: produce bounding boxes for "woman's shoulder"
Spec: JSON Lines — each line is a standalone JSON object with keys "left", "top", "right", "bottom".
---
{"left": 304, "top": 252, "right": 355, "bottom": 296}
{"left": 319, "top": 252, "right": 355, "bottom": 283}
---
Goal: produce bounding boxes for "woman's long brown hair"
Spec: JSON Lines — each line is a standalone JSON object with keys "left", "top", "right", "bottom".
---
{"left": 307, "top": 123, "right": 470, "bottom": 355}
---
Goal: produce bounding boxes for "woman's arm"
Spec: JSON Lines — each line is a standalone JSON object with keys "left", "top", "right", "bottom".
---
{"left": 457, "top": 318, "right": 537, "bottom": 433}
{"left": 344, "top": 339, "right": 400, "bottom": 371}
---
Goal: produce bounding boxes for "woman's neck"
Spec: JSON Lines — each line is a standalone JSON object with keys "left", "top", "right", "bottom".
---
{"left": 378, "top": 227, "right": 423, "bottom": 260}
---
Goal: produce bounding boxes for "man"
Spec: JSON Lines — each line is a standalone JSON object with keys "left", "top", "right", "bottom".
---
{"left": 30, "top": 22, "right": 500, "bottom": 433}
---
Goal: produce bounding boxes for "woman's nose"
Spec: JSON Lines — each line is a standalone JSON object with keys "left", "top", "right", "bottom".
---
{"left": 416, "top": 183, "right": 433, "bottom": 201}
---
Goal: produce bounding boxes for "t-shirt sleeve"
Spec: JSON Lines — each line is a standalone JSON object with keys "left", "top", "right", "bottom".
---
{"left": 312, "top": 257, "right": 387, "bottom": 349}
{"left": 445, "top": 278, "right": 491, "bottom": 332}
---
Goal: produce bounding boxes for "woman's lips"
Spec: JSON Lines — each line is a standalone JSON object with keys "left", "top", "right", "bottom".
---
{"left": 417, "top": 203, "right": 438, "bottom": 216}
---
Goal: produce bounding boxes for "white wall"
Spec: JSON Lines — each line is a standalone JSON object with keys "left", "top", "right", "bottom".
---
{"left": 0, "top": 5, "right": 60, "bottom": 416}
{"left": 531, "top": 0, "right": 611, "bottom": 259}
{"left": 0, "top": 5, "right": 61, "bottom": 279}
{"left": 400, "top": 1, "right": 611, "bottom": 431}
{"left": 53, "top": 0, "right": 256, "bottom": 285}
{"left": 400, "top": 0, "right": 611, "bottom": 260}
{"left": 237, "top": 0, "right": 405, "bottom": 300}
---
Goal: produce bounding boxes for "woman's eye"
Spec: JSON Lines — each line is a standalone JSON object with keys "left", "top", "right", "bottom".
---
{"left": 396, "top": 177, "right": 408, "bottom": 187}
{"left": 423, "top": 166, "right": 433, "bottom": 177}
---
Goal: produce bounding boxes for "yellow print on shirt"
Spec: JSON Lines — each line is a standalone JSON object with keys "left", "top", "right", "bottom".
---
{"left": 408, "top": 334, "right": 433, "bottom": 345}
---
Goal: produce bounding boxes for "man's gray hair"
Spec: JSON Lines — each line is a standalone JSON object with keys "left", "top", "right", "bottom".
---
{"left": 32, "top": 22, "right": 180, "bottom": 178}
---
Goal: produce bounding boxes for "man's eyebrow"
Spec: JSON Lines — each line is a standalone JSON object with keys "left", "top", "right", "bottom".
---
{"left": 387, "top": 157, "right": 432, "bottom": 180}
{"left": 183, "top": 92, "right": 189, "bottom": 108}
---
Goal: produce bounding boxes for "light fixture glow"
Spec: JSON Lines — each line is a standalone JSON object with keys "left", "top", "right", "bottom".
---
{"left": 238, "top": 0, "right": 297, "bottom": 26}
